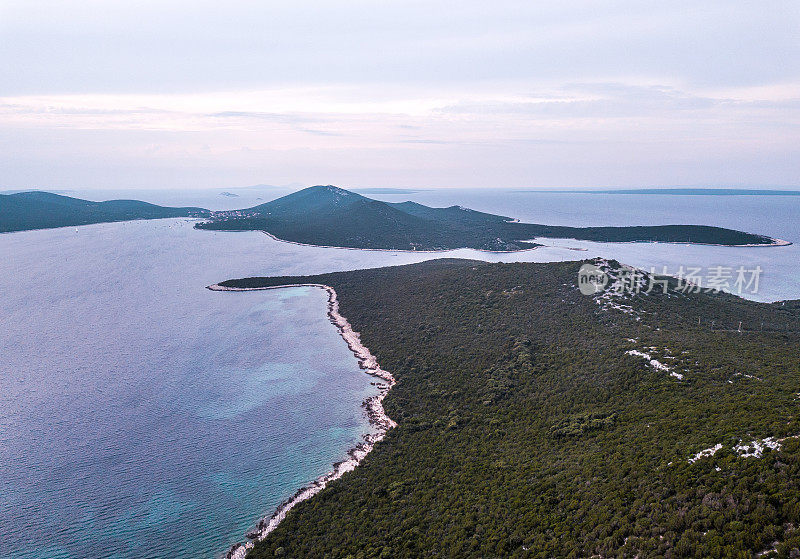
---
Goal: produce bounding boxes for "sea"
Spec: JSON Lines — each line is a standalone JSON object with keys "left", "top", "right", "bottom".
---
{"left": 1, "top": 188, "right": 798, "bottom": 558}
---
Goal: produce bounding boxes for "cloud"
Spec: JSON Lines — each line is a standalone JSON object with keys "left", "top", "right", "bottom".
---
{"left": 2, "top": 1, "right": 798, "bottom": 95}
{"left": 0, "top": 1, "right": 798, "bottom": 188}
{"left": 207, "top": 111, "right": 311, "bottom": 123}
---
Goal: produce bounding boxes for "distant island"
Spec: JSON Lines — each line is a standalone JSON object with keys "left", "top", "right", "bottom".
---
{"left": 210, "top": 259, "right": 800, "bottom": 558}
{"left": 2, "top": 186, "right": 789, "bottom": 248}
{"left": 0, "top": 191, "right": 209, "bottom": 233}
{"left": 195, "top": 185, "right": 785, "bottom": 250}
{"left": 529, "top": 188, "right": 800, "bottom": 196}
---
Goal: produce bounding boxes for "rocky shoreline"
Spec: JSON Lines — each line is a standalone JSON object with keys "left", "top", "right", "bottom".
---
{"left": 207, "top": 283, "right": 396, "bottom": 559}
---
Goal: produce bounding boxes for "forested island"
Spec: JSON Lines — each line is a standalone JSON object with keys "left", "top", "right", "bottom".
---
{"left": 195, "top": 185, "right": 782, "bottom": 250}
{"left": 0, "top": 191, "right": 209, "bottom": 233}
{"left": 2, "top": 187, "right": 785, "bottom": 248}
{"left": 216, "top": 259, "right": 800, "bottom": 558}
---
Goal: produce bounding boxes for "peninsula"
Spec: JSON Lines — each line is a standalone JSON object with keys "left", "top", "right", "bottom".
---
{"left": 213, "top": 258, "right": 800, "bottom": 558}
{"left": 195, "top": 185, "right": 783, "bottom": 250}
{"left": 2, "top": 186, "right": 787, "bottom": 249}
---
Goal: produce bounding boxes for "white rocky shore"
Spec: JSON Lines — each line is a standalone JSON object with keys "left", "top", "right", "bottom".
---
{"left": 207, "top": 282, "right": 396, "bottom": 559}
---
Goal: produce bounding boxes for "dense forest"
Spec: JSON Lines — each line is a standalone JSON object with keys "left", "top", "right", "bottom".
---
{"left": 195, "top": 185, "right": 777, "bottom": 249}
{"left": 0, "top": 191, "right": 208, "bottom": 232}
{"left": 218, "top": 259, "right": 800, "bottom": 558}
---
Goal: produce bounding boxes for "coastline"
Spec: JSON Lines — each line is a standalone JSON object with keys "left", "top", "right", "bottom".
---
{"left": 202, "top": 228, "right": 542, "bottom": 254}
{"left": 207, "top": 282, "right": 397, "bottom": 559}
{"left": 522, "top": 236, "right": 792, "bottom": 248}
{"left": 199, "top": 223, "right": 791, "bottom": 251}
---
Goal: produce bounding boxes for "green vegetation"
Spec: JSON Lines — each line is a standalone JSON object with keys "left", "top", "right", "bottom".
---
{"left": 197, "top": 185, "right": 538, "bottom": 251}
{"left": 0, "top": 191, "right": 208, "bottom": 233}
{"left": 3, "top": 187, "right": 778, "bottom": 247}
{"left": 196, "top": 185, "right": 777, "bottom": 249}
{"left": 219, "top": 259, "right": 800, "bottom": 558}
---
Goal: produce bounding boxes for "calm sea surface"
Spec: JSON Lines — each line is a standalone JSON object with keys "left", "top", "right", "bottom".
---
{"left": 1, "top": 191, "right": 798, "bottom": 558}
{"left": 369, "top": 189, "right": 800, "bottom": 302}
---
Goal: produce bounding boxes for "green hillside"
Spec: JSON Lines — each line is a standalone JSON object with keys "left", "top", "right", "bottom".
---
{"left": 196, "top": 185, "right": 539, "bottom": 251}
{"left": 0, "top": 191, "right": 209, "bottom": 233}
{"left": 195, "top": 185, "right": 778, "bottom": 250}
{"left": 2, "top": 186, "right": 781, "bottom": 247}
{"left": 217, "top": 259, "right": 800, "bottom": 558}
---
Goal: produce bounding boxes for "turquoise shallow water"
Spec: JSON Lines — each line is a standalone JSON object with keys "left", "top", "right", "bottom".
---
{"left": 1, "top": 191, "right": 798, "bottom": 559}
{"left": 0, "top": 223, "right": 401, "bottom": 559}
{"left": 0, "top": 280, "right": 380, "bottom": 558}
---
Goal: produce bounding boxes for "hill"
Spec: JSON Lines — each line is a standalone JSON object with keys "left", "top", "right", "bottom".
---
{"left": 0, "top": 191, "right": 209, "bottom": 233}
{"left": 195, "top": 185, "right": 779, "bottom": 250}
{"left": 215, "top": 259, "right": 800, "bottom": 558}
{"left": 2, "top": 186, "right": 783, "bottom": 247}
{"left": 197, "top": 185, "right": 539, "bottom": 251}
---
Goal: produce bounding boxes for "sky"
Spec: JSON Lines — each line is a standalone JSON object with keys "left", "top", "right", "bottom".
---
{"left": 1, "top": 0, "right": 799, "bottom": 190}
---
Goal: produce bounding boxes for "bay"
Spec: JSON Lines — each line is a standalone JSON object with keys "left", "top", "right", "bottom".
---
{"left": 1, "top": 190, "right": 798, "bottom": 558}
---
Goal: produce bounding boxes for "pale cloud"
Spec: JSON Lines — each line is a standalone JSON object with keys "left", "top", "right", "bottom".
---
{"left": 0, "top": 0, "right": 798, "bottom": 188}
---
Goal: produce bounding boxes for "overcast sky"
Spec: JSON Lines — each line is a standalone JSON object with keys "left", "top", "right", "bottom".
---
{"left": 1, "top": 0, "right": 798, "bottom": 189}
